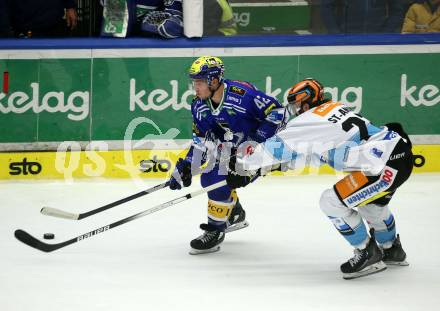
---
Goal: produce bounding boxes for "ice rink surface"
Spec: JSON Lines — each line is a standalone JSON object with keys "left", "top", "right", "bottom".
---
{"left": 1, "top": 174, "right": 439, "bottom": 311}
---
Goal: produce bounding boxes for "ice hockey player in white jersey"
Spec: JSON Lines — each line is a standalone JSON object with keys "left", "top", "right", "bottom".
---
{"left": 226, "top": 78, "right": 414, "bottom": 280}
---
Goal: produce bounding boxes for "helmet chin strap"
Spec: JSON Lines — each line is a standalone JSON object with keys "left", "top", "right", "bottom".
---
{"left": 208, "top": 79, "right": 221, "bottom": 99}
{"left": 299, "top": 103, "right": 308, "bottom": 114}
{"left": 209, "top": 87, "right": 218, "bottom": 99}
{"left": 288, "top": 104, "right": 301, "bottom": 117}
{"left": 288, "top": 101, "right": 310, "bottom": 117}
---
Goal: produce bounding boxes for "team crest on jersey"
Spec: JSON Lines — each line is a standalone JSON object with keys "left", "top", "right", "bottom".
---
{"left": 229, "top": 85, "right": 246, "bottom": 96}
{"left": 226, "top": 108, "right": 237, "bottom": 116}
{"left": 384, "top": 130, "right": 398, "bottom": 140}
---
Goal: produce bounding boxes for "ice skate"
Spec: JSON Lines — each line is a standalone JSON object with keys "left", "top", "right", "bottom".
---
{"left": 189, "top": 223, "right": 225, "bottom": 255}
{"left": 341, "top": 229, "right": 387, "bottom": 280}
{"left": 225, "top": 200, "right": 249, "bottom": 233}
{"left": 383, "top": 234, "right": 409, "bottom": 266}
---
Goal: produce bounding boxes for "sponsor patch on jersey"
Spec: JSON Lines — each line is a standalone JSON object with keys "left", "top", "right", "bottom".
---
{"left": 389, "top": 152, "right": 405, "bottom": 161}
{"left": 371, "top": 148, "right": 384, "bottom": 158}
{"left": 342, "top": 167, "right": 398, "bottom": 207}
{"left": 312, "top": 102, "right": 341, "bottom": 117}
{"left": 226, "top": 95, "right": 241, "bottom": 103}
{"left": 335, "top": 171, "right": 369, "bottom": 199}
{"left": 229, "top": 85, "right": 246, "bottom": 96}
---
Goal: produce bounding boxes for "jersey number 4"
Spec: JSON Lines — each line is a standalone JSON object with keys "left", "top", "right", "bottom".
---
{"left": 254, "top": 97, "right": 271, "bottom": 109}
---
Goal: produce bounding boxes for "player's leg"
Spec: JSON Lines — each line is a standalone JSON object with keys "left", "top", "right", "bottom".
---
{"left": 320, "top": 188, "right": 386, "bottom": 279}
{"left": 358, "top": 202, "right": 408, "bottom": 266}
{"left": 203, "top": 164, "right": 249, "bottom": 232}
{"left": 225, "top": 189, "right": 249, "bottom": 233}
{"left": 325, "top": 137, "right": 413, "bottom": 277}
{"left": 189, "top": 165, "right": 248, "bottom": 255}
{"left": 320, "top": 188, "right": 369, "bottom": 249}
{"left": 357, "top": 139, "right": 414, "bottom": 266}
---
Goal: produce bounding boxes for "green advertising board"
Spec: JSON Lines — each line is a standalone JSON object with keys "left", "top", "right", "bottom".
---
{"left": 231, "top": 1, "right": 311, "bottom": 34}
{"left": 1, "top": 45, "right": 440, "bottom": 147}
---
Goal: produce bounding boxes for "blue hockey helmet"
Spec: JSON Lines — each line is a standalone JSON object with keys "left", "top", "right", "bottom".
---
{"left": 189, "top": 56, "right": 225, "bottom": 85}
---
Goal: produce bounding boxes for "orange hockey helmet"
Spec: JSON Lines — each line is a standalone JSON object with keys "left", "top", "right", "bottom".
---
{"left": 287, "top": 78, "right": 324, "bottom": 115}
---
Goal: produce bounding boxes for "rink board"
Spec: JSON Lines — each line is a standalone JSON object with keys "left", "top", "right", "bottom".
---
{"left": 1, "top": 43, "right": 440, "bottom": 147}
{"left": 0, "top": 144, "right": 438, "bottom": 180}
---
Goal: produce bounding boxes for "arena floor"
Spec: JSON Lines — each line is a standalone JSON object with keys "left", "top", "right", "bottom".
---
{"left": 1, "top": 174, "right": 439, "bottom": 311}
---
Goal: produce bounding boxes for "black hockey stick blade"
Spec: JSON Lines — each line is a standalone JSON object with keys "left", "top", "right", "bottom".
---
{"left": 14, "top": 229, "right": 75, "bottom": 253}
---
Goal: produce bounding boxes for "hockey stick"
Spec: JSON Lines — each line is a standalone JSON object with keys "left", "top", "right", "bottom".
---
{"left": 15, "top": 180, "right": 227, "bottom": 253}
{"left": 40, "top": 135, "right": 216, "bottom": 221}
{"left": 40, "top": 181, "right": 170, "bottom": 220}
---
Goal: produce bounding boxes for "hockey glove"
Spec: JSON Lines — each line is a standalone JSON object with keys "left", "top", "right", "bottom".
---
{"left": 226, "top": 155, "right": 260, "bottom": 189}
{"left": 141, "top": 11, "right": 183, "bottom": 39}
{"left": 169, "top": 158, "right": 192, "bottom": 190}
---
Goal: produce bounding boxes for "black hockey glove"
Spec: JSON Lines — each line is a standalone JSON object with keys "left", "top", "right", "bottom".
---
{"left": 169, "top": 158, "right": 192, "bottom": 190}
{"left": 226, "top": 155, "right": 259, "bottom": 189}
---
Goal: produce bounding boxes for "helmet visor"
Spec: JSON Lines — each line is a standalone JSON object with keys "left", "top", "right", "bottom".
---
{"left": 287, "top": 88, "right": 311, "bottom": 105}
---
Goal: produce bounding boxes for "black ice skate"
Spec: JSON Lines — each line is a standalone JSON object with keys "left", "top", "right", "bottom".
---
{"left": 382, "top": 234, "right": 409, "bottom": 266}
{"left": 225, "top": 200, "right": 249, "bottom": 233}
{"left": 341, "top": 229, "right": 387, "bottom": 280}
{"left": 189, "top": 223, "right": 225, "bottom": 255}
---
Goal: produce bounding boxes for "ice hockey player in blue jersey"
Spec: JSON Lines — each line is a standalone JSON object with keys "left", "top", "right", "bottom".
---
{"left": 226, "top": 78, "right": 413, "bottom": 279}
{"left": 169, "top": 56, "right": 286, "bottom": 255}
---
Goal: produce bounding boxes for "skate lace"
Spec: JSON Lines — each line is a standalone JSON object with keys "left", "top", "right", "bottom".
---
{"left": 349, "top": 249, "right": 364, "bottom": 266}
{"left": 198, "top": 231, "right": 218, "bottom": 243}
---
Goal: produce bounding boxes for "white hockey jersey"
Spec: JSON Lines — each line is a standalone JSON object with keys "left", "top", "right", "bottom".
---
{"left": 240, "top": 101, "right": 402, "bottom": 176}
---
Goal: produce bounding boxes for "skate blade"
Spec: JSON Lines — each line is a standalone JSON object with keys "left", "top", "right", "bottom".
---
{"left": 189, "top": 245, "right": 221, "bottom": 255}
{"left": 343, "top": 261, "right": 387, "bottom": 280}
{"left": 384, "top": 260, "right": 409, "bottom": 266}
{"left": 225, "top": 221, "right": 249, "bottom": 233}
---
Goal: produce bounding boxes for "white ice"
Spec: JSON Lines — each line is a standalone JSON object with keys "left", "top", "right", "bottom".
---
{"left": 1, "top": 174, "right": 439, "bottom": 311}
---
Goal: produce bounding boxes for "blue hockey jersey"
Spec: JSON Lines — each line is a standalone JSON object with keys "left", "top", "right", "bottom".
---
{"left": 187, "top": 79, "right": 286, "bottom": 161}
